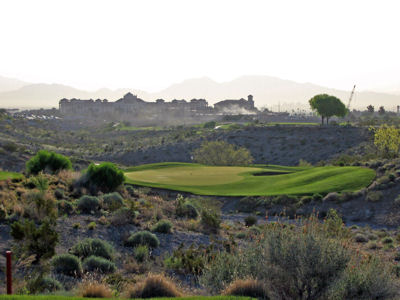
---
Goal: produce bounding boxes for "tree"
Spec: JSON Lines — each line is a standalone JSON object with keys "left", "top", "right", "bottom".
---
{"left": 309, "top": 94, "right": 347, "bottom": 125}
{"left": 371, "top": 124, "right": 400, "bottom": 158}
{"left": 193, "top": 141, "right": 253, "bottom": 166}
{"left": 378, "top": 106, "right": 386, "bottom": 115}
{"left": 83, "top": 162, "right": 125, "bottom": 193}
{"left": 367, "top": 105, "right": 375, "bottom": 113}
{"left": 26, "top": 150, "right": 72, "bottom": 175}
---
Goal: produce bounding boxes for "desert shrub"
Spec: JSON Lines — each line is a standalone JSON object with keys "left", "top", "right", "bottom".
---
{"left": 329, "top": 257, "right": 397, "bottom": 299}
{"left": 83, "top": 255, "right": 116, "bottom": 274}
{"left": 11, "top": 219, "right": 59, "bottom": 262}
{"left": 236, "top": 197, "right": 264, "bottom": 212}
{"left": 200, "top": 216, "right": 350, "bottom": 297}
{"left": 203, "top": 121, "right": 217, "bottom": 129}
{"left": 193, "top": 141, "right": 253, "bottom": 166}
{"left": 26, "top": 150, "right": 72, "bottom": 175}
{"left": 83, "top": 162, "right": 125, "bottom": 193}
{"left": 200, "top": 209, "right": 221, "bottom": 233}
{"left": 27, "top": 276, "right": 62, "bottom": 294}
{"left": 175, "top": 195, "right": 199, "bottom": 218}
{"left": 102, "top": 192, "right": 124, "bottom": 211}
{"left": 57, "top": 200, "right": 74, "bottom": 215}
{"left": 354, "top": 233, "right": 369, "bottom": 243}
{"left": 134, "top": 245, "right": 150, "bottom": 263}
{"left": 244, "top": 215, "right": 257, "bottom": 227}
{"left": 70, "top": 238, "right": 114, "bottom": 260}
{"left": 110, "top": 207, "right": 136, "bottom": 225}
{"left": 2, "top": 142, "right": 18, "bottom": 152}
{"left": 88, "top": 221, "right": 96, "bottom": 230}
{"left": 125, "top": 274, "right": 182, "bottom": 298}
{"left": 126, "top": 231, "right": 160, "bottom": 248}
{"left": 223, "top": 278, "right": 267, "bottom": 299}
{"left": 80, "top": 282, "right": 112, "bottom": 298}
{"left": 298, "top": 159, "right": 312, "bottom": 167}
{"left": 366, "top": 191, "right": 383, "bottom": 202}
{"left": 382, "top": 236, "right": 394, "bottom": 244}
{"left": 52, "top": 254, "right": 82, "bottom": 277}
{"left": 77, "top": 195, "right": 99, "bottom": 214}
{"left": 164, "top": 243, "right": 210, "bottom": 275}
{"left": 323, "top": 192, "right": 340, "bottom": 202}
{"left": 312, "top": 193, "right": 323, "bottom": 202}
{"left": 152, "top": 220, "right": 173, "bottom": 233}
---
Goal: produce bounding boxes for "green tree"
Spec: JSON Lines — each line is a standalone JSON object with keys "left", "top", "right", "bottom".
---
{"left": 371, "top": 124, "right": 400, "bottom": 158}
{"left": 193, "top": 141, "right": 253, "bottom": 166}
{"left": 26, "top": 150, "right": 72, "bottom": 175}
{"left": 367, "top": 105, "right": 375, "bottom": 113}
{"left": 309, "top": 94, "right": 347, "bottom": 125}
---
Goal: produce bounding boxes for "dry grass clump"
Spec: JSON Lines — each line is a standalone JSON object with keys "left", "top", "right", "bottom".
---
{"left": 79, "top": 281, "right": 113, "bottom": 298}
{"left": 124, "top": 273, "right": 182, "bottom": 298}
{"left": 223, "top": 278, "right": 268, "bottom": 299}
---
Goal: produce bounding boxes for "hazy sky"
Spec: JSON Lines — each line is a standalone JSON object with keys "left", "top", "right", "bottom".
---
{"left": 1, "top": 0, "right": 399, "bottom": 92}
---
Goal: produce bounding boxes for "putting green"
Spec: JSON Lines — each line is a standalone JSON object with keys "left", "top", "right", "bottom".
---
{"left": 125, "top": 162, "right": 376, "bottom": 196}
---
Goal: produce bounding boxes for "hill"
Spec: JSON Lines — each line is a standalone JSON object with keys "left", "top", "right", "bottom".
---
{"left": 1, "top": 75, "right": 400, "bottom": 109}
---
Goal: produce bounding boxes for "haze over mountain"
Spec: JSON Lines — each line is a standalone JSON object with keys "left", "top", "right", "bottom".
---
{"left": 0, "top": 75, "right": 29, "bottom": 93}
{"left": 1, "top": 75, "right": 400, "bottom": 110}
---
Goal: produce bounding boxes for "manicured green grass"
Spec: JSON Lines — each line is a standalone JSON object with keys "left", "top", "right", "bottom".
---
{"left": 0, "top": 171, "right": 22, "bottom": 181}
{"left": 125, "top": 162, "right": 376, "bottom": 196}
{"left": 117, "top": 125, "right": 162, "bottom": 131}
{"left": 266, "top": 122, "right": 319, "bottom": 126}
{"left": 0, "top": 296, "right": 250, "bottom": 300}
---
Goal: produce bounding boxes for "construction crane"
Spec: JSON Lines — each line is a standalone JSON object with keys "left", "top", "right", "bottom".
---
{"left": 347, "top": 85, "right": 356, "bottom": 110}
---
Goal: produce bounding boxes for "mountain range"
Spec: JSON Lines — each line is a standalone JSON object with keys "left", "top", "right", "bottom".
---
{"left": 1, "top": 75, "right": 400, "bottom": 110}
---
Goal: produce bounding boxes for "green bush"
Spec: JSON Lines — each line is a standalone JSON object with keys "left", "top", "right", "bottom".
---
{"left": 134, "top": 245, "right": 149, "bottom": 263}
{"left": 126, "top": 231, "right": 160, "bottom": 248}
{"left": 102, "top": 192, "right": 124, "bottom": 211}
{"left": 27, "top": 276, "right": 63, "bottom": 294}
{"left": 244, "top": 215, "right": 257, "bottom": 227}
{"left": 193, "top": 141, "right": 254, "bottom": 166}
{"left": 77, "top": 195, "right": 99, "bottom": 214}
{"left": 176, "top": 197, "right": 199, "bottom": 219}
{"left": 52, "top": 254, "right": 82, "bottom": 277}
{"left": 11, "top": 219, "right": 59, "bottom": 263}
{"left": 354, "top": 233, "right": 368, "bottom": 243}
{"left": 200, "top": 209, "right": 221, "bottom": 233}
{"left": 70, "top": 238, "right": 114, "bottom": 260}
{"left": 83, "top": 162, "right": 125, "bottom": 193}
{"left": 111, "top": 207, "right": 137, "bottom": 226}
{"left": 152, "top": 220, "right": 173, "bottom": 234}
{"left": 82, "top": 255, "right": 116, "bottom": 274}
{"left": 203, "top": 121, "right": 217, "bottom": 129}
{"left": 382, "top": 236, "right": 394, "bottom": 244}
{"left": 26, "top": 150, "right": 72, "bottom": 174}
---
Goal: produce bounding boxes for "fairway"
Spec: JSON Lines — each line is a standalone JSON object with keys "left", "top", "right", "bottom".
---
{"left": 125, "top": 163, "right": 376, "bottom": 196}
{"left": 0, "top": 171, "right": 22, "bottom": 181}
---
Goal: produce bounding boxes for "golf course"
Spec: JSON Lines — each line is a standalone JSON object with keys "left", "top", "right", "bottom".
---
{"left": 125, "top": 162, "right": 376, "bottom": 196}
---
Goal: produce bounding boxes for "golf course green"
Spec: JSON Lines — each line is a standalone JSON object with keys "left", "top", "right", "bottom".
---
{"left": 124, "top": 162, "right": 376, "bottom": 196}
{"left": 0, "top": 171, "right": 22, "bottom": 181}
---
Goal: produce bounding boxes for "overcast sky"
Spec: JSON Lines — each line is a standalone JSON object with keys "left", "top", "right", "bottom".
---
{"left": 1, "top": 0, "right": 399, "bottom": 92}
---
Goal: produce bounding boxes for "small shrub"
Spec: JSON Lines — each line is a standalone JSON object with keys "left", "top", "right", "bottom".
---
{"left": 126, "top": 231, "right": 160, "bottom": 248}
{"left": 83, "top": 162, "right": 125, "bottom": 193}
{"left": 80, "top": 282, "right": 112, "bottom": 298}
{"left": 102, "top": 192, "right": 124, "bottom": 211}
{"left": 83, "top": 255, "right": 116, "bottom": 274}
{"left": 57, "top": 200, "right": 74, "bottom": 215}
{"left": 73, "top": 222, "right": 81, "bottom": 229}
{"left": 52, "top": 254, "right": 82, "bottom": 277}
{"left": 77, "top": 195, "right": 99, "bottom": 214}
{"left": 382, "top": 236, "right": 394, "bottom": 244}
{"left": 175, "top": 195, "right": 199, "bottom": 219}
{"left": 88, "top": 221, "right": 96, "bottom": 230}
{"left": 110, "top": 207, "right": 136, "bottom": 226}
{"left": 312, "top": 193, "right": 323, "bottom": 202}
{"left": 27, "top": 276, "right": 62, "bottom": 293}
{"left": 70, "top": 238, "right": 114, "bottom": 260}
{"left": 323, "top": 192, "right": 340, "bottom": 202}
{"left": 244, "top": 215, "right": 257, "bottom": 227}
{"left": 354, "top": 233, "right": 368, "bottom": 243}
{"left": 366, "top": 191, "right": 383, "bottom": 202}
{"left": 125, "top": 274, "right": 182, "bottom": 298}
{"left": 200, "top": 209, "right": 221, "bottom": 233}
{"left": 152, "top": 220, "right": 173, "bottom": 234}
{"left": 26, "top": 150, "right": 72, "bottom": 175}
{"left": 223, "top": 278, "right": 267, "bottom": 299}
{"left": 134, "top": 245, "right": 149, "bottom": 263}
